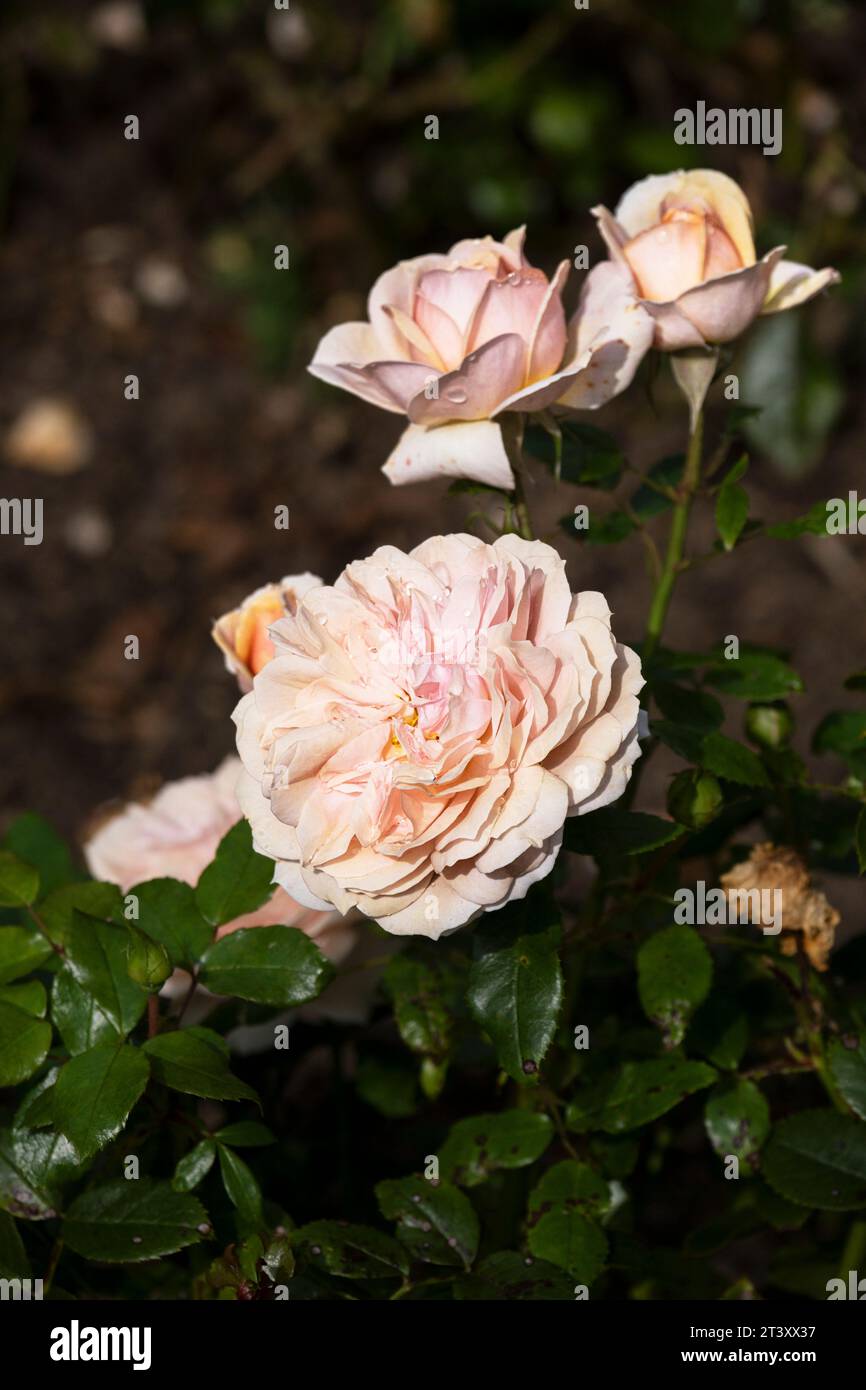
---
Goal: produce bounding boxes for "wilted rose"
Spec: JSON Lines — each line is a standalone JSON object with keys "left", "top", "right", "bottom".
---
{"left": 309, "top": 229, "right": 652, "bottom": 489}
{"left": 233, "top": 533, "right": 644, "bottom": 938}
{"left": 591, "top": 169, "right": 839, "bottom": 350}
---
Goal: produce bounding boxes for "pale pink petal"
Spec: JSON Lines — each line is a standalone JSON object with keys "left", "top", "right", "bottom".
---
{"left": 409, "top": 333, "right": 527, "bottom": 425}
{"left": 527, "top": 259, "right": 569, "bottom": 381}
{"left": 382, "top": 421, "right": 515, "bottom": 489}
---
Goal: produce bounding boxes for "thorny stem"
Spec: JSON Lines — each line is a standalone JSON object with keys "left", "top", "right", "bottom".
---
{"left": 642, "top": 406, "right": 704, "bottom": 667}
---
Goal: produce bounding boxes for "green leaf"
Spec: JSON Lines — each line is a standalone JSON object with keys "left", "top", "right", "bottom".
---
{"left": 0, "top": 981, "right": 46, "bottom": 1017}
{"left": 527, "top": 1160, "right": 610, "bottom": 1219}
{"left": 0, "top": 926, "right": 52, "bottom": 984}
{"left": 376, "top": 1176, "right": 479, "bottom": 1269}
{"left": 0, "top": 1126, "right": 84, "bottom": 1220}
{"left": 199, "top": 924, "right": 334, "bottom": 1006}
{"left": 173, "top": 1140, "right": 216, "bottom": 1192}
{"left": 699, "top": 732, "right": 771, "bottom": 787}
{"left": 2, "top": 814, "right": 76, "bottom": 897}
{"left": 466, "top": 914, "right": 562, "bottom": 1083}
{"left": 0, "top": 1210, "right": 29, "bottom": 1278}
{"left": 564, "top": 808, "right": 683, "bottom": 858}
{"left": 656, "top": 723, "right": 771, "bottom": 788}
{"left": 456, "top": 1250, "right": 574, "bottom": 1300}
{"left": 382, "top": 954, "right": 452, "bottom": 1060}
{"left": 704, "top": 1079, "right": 770, "bottom": 1166}
{"left": 765, "top": 500, "right": 830, "bottom": 539}
{"left": 629, "top": 455, "right": 683, "bottom": 519}
{"left": 195, "top": 820, "right": 275, "bottom": 928}
{"left": 62, "top": 910, "right": 148, "bottom": 1037}
{"left": 526, "top": 1207, "right": 608, "bottom": 1285}
{"left": 715, "top": 458, "right": 749, "bottom": 551}
{"left": 128, "top": 878, "right": 213, "bottom": 969}
{"left": 64, "top": 1179, "right": 209, "bottom": 1261}
{"left": 637, "top": 925, "right": 712, "bottom": 1048}
{"left": 652, "top": 681, "right": 723, "bottom": 732}
{"left": 813, "top": 712, "right": 866, "bottom": 777}
{"left": 763, "top": 1110, "right": 866, "bottom": 1210}
{"left": 14, "top": 1070, "right": 59, "bottom": 1130}
{"left": 828, "top": 1038, "right": 866, "bottom": 1120}
{"left": 439, "top": 1110, "right": 553, "bottom": 1186}
{"left": 213, "top": 1121, "right": 275, "bottom": 1148}
{"left": 53, "top": 1042, "right": 150, "bottom": 1162}
{"left": 0, "top": 1000, "right": 52, "bottom": 1086}
{"left": 143, "top": 1027, "right": 259, "bottom": 1104}
{"left": 688, "top": 993, "right": 749, "bottom": 1070}
{"left": 705, "top": 651, "right": 803, "bottom": 702}
{"left": 526, "top": 419, "right": 623, "bottom": 488}
{"left": 217, "top": 1145, "right": 262, "bottom": 1229}
{"left": 38, "top": 882, "right": 123, "bottom": 948}
{"left": 0, "top": 851, "right": 39, "bottom": 908}
{"left": 567, "top": 1057, "right": 717, "bottom": 1134}
{"left": 295, "top": 1221, "right": 409, "bottom": 1280}
{"left": 51, "top": 970, "right": 117, "bottom": 1056}
{"left": 565, "top": 508, "right": 634, "bottom": 545}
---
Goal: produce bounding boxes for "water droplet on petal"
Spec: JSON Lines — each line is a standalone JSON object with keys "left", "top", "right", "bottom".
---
{"left": 444, "top": 387, "right": 468, "bottom": 404}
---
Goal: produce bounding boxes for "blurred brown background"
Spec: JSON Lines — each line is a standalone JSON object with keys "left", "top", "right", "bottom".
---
{"left": 0, "top": 0, "right": 864, "bottom": 847}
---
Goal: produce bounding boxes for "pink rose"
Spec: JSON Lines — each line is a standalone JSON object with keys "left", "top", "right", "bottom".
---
{"left": 592, "top": 169, "right": 839, "bottom": 350}
{"left": 84, "top": 756, "right": 357, "bottom": 961}
{"left": 233, "top": 533, "right": 643, "bottom": 939}
{"left": 213, "top": 574, "right": 323, "bottom": 693}
{"left": 309, "top": 229, "right": 652, "bottom": 489}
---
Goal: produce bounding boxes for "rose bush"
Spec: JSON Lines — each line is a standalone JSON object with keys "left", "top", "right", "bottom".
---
{"left": 1, "top": 163, "right": 861, "bottom": 1312}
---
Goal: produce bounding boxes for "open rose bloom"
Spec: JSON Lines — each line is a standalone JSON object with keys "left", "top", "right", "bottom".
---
{"left": 309, "top": 230, "right": 652, "bottom": 489}
{"left": 233, "top": 534, "right": 643, "bottom": 938}
{"left": 591, "top": 169, "right": 839, "bottom": 351}
{"left": 83, "top": 757, "right": 381, "bottom": 1022}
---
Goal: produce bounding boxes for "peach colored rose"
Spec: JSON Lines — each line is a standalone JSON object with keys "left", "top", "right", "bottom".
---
{"left": 233, "top": 533, "right": 643, "bottom": 939}
{"left": 213, "top": 574, "right": 323, "bottom": 693}
{"left": 309, "top": 229, "right": 652, "bottom": 490}
{"left": 591, "top": 169, "right": 839, "bottom": 350}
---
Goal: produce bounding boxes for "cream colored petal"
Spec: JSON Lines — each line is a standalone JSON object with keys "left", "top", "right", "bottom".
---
{"left": 761, "top": 260, "right": 841, "bottom": 314}
{"left": 382, "top": 420, "right": 515, "bottom": 490}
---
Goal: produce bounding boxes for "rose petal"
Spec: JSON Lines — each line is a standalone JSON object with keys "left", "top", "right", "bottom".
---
{"left": 761, "top": 259, "right": 841, "bottom": 314}
{"left": 382, "top": 420, "right": 515, "bottom": 489}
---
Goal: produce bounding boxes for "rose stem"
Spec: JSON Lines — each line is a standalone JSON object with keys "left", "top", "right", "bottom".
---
{"left": 642, "top": 404, "right": 704, "bottom": 666}
{"left": 511, "top": 463, "right": 535, "bottom": 542}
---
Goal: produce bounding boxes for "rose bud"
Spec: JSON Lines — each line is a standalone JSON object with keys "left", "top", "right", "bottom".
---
{"left": 667, "top": 769, "right": 723, "bottom": 830}
{"left": 591, "top": 169, "right": 839, "bottom": 351}
{"left": 212, "top": 574, "right": 323, "bottom": 692}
